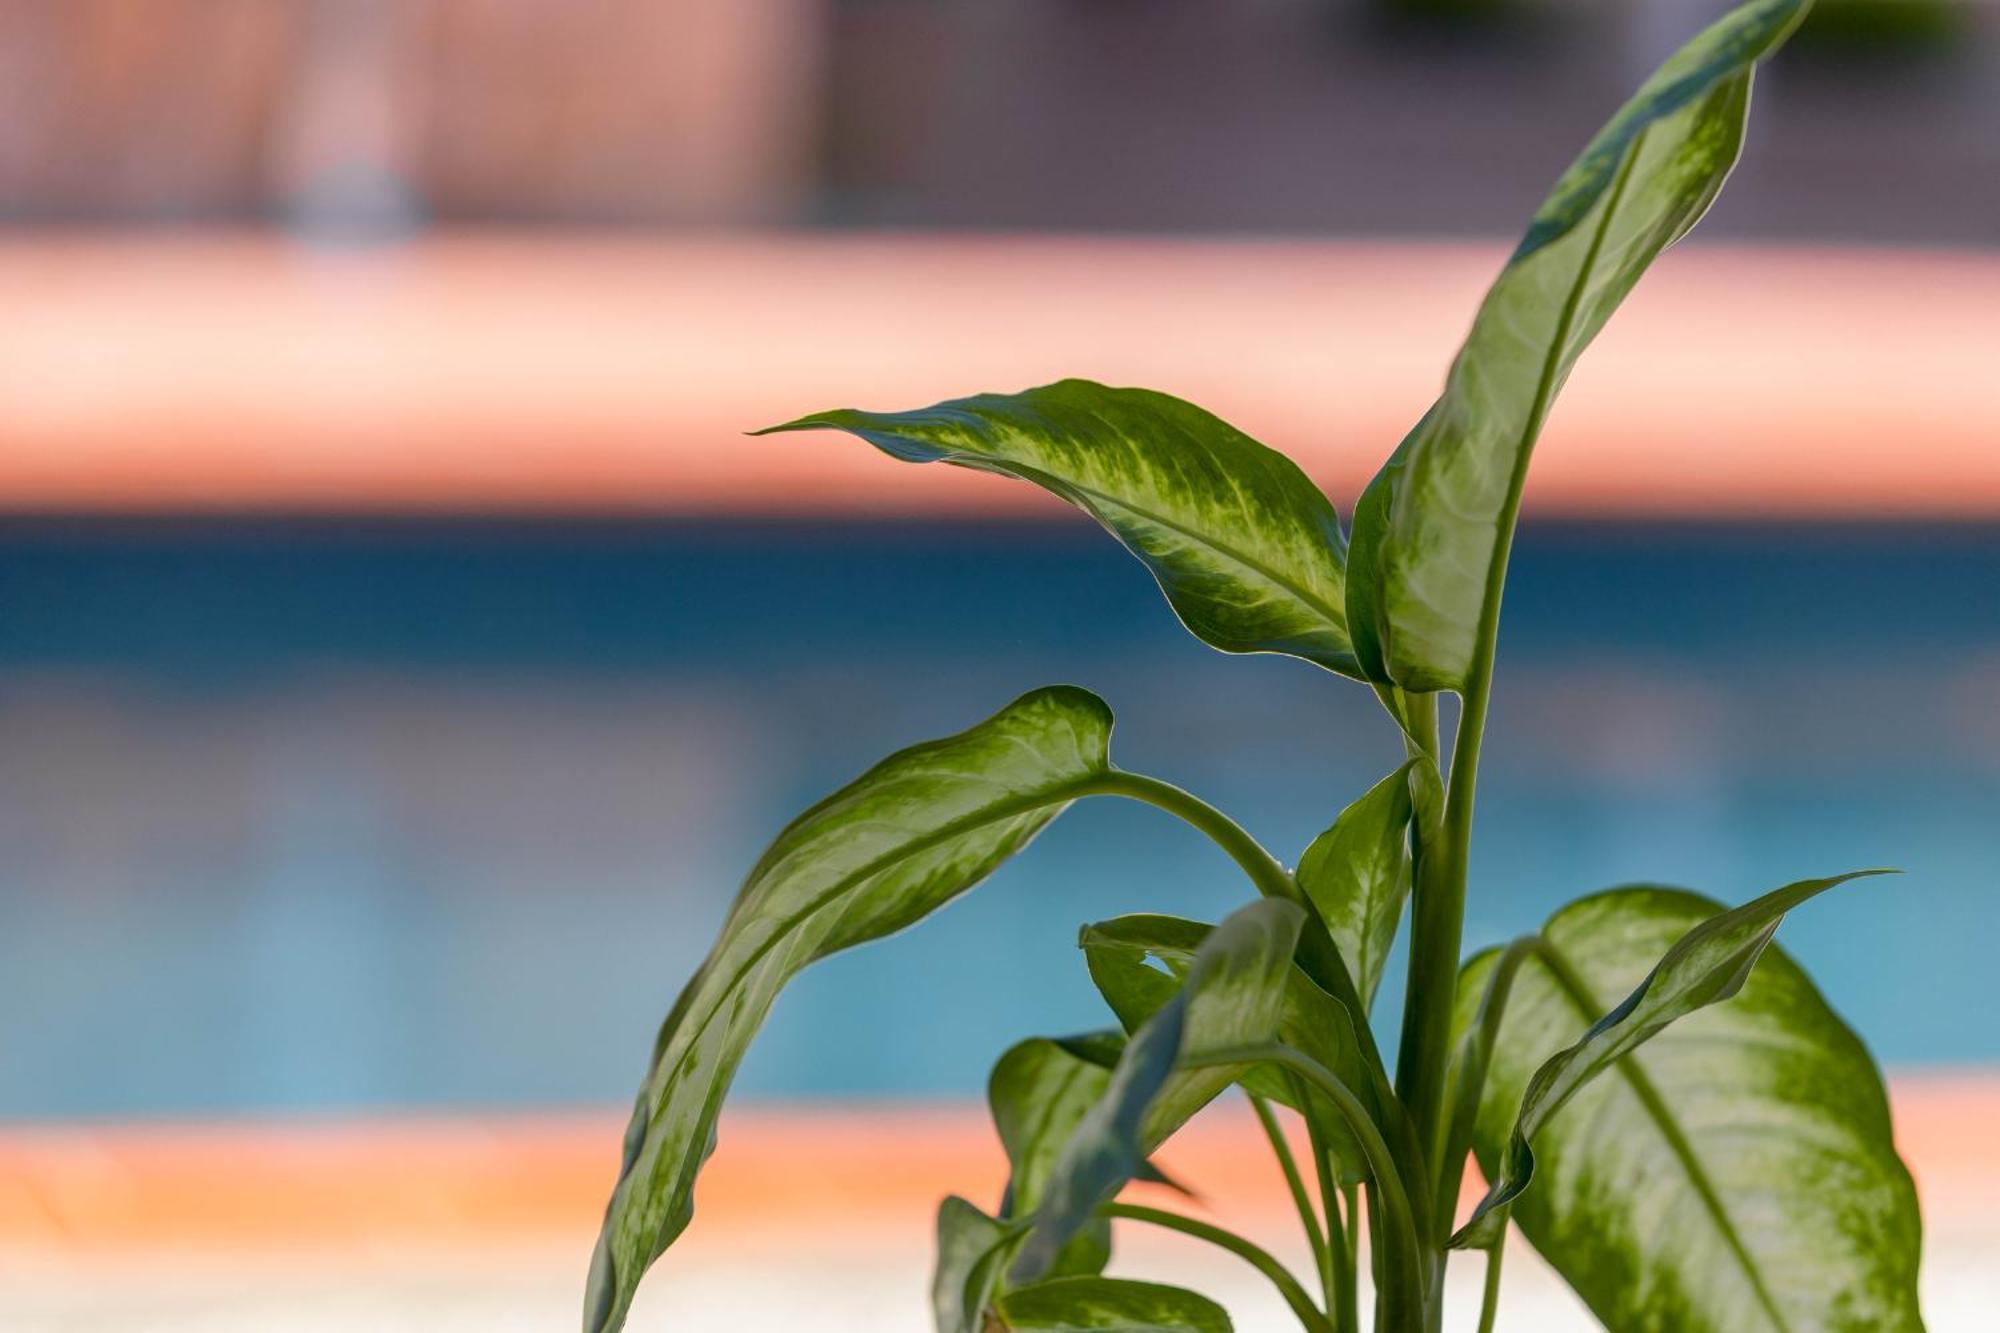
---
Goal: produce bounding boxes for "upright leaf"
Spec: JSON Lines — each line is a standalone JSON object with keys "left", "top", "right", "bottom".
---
{"left": 992, "top": 1276, "right": 1233, "bottom": 1333}
{"left": 760, "top": 379, "right": 1359, "bottom": 676}
{"left": 1294, "top": 764, "right": 1416, "bottom": 1008}
{"left": 585, "top": 686, "right": 1116, "bottom": 1333}
{"left": 1080, "top": 912, "right": 1385, "bottom": 1183}
{"left": 1011, "top": 899, "right": 1305, "bottom": 1283}
{"left": 1454, "top": 884, "right": 1922, "bottom": 1331}
{"left": 934, "top": 1196, "right": 1017, "bottom": 1333}
{"left": 1347, "top": 0, "right": 1812, "bottom": 691}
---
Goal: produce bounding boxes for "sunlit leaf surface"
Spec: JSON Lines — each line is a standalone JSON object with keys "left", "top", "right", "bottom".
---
{"left": 1455, "top": 884, "right": 1923, "bottom": 1330}
{"left": 1295, "top": 764, "right": 1416, "bottom": 1009}
{"left": 585, "top": 687, "right": 1115, "bottom": 1333}
{"left": 763, "top": 379, "right": 1358, "bottom": 676}
{"left": 1348, "top": 0, "right": 1812, "bottom": 691}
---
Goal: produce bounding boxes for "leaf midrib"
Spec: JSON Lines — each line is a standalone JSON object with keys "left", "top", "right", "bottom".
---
{"left": 1534, "top": 939, "right": 1793, "bottom": 1333}
{"left": 1012, "top": 1055, "right": 1094, "bottom": 1215}
{"left": 953, "top": 453, "right": 1350, "bottom": 647}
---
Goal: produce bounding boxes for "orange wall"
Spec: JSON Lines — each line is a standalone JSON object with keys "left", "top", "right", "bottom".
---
{"left": 2, "top": 235, "right": 1996, "bottom": 519}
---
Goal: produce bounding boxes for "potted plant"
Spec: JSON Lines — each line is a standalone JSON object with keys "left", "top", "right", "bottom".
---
{"left": 584, "top": 2, "right": 1923, "bottom": 1328}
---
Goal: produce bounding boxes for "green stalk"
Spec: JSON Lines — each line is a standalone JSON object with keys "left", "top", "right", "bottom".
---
{"left": 1078, "top": 771, "right": 1297, "bottom": 902}
{"left": 1435, "top": 934, "right": 1546, "bottom": 1238}
{"left": 1100, "top": 1202, "right": 1335, "bottom": 1333}
{"left": 1192, "top": 1044, "right": 1427, "bottom": 1328}
{"left": 1475, "top": 1240, "right": 1506, "bottom": 1333}
{"left": 1338, "top": 1183, "right": 1361, "bottom": 1333}
{"left": 1308, "top": 1119, "right": 1348, "bottom": 1325}
{"left": 1397, "top": 675, "right": 1487, "bottom": 1210}
{"left": 1391, "top": 503, "right": 1502, "bottom": 1333}
{"left": 1084, "top": 771, "right": 1387, "bottom": 1070}
{"left": 1251, "top": 1091, "right": 1331, "bottom": 1287}
{"left": 1363, "top": 1182, "right": 1388, "bottom": 1333}
{"left": 1393, "top": 133, "right": 1649, "bottom": 1291}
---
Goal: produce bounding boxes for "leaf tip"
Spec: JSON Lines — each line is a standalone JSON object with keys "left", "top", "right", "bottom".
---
{"left": 1822, "top": 866, "right": 1902, "bottom": 892}
{"left": 750, "top": 407, "right": 882, "bottom": 438}
{"left": 746, "top": 413, "right": 826, "bottom": 437}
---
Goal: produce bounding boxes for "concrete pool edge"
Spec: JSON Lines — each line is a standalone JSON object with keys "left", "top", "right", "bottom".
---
{"left": 2, "top": 1070, "right": 1992, "bottom": 1270}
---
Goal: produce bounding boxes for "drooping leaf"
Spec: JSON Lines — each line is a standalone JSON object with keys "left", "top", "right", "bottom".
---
{"left": 1455, "top": 868, "right": 1891, "bottom": 1241}
{"left": 991, "top": 1276, "right": 1233, "bottom": 1333}
{"left": 1452, "top": 883, "right": 1923, "bottom": 1331}
{"left": 1294, "top": 763, "right": 1416, "bottom": 1008}
{"left": 585, "top": 686, "right": 1116, "bottom": 1333}
{"left": 934, "top": 1196, "right": 1018, "bottom": 1333}
{"left": 1011, "top": 899, "right": 1305, "bottom": 1283}
{"left": 1347, "top": 0, "right": 1812, "bottom": 691}
{"left": 1080, "top": 912, "right": 1384, "bottom": 1183}
{"left": 760, "top": 379, "right": 1359, "bottom": 677}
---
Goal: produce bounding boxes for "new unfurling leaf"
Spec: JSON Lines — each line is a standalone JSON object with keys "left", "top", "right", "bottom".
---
{"left": 1348, "top": 0, "right": 1814, "bottom": 692}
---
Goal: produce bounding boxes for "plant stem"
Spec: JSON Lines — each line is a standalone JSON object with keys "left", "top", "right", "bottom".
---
{"left": 1394, "top": 136, "right": 1647, "bottom": 1258}
{"left": 1309, "top": 1119, "right": 1348, "bottom": 1324}
{"left": 1085, "top": 771, "right": 1384, "bottom": 1068}
{"left": 1397, "top": 686, "right": 1485, "bottom": 1206}
{"left": 1338, "top": 1184, "right": 1361, "bottom": 1333}
{"left": 1194, "top": 1044, "right": 1427, "bottom": 1328}
{"left": 1377, "top": 684, "right": 1440, "bottom": 763}
{"left": 1476, "top": 1240, "right": 1506, "bottom": 1333}
{"left": 1101, "top": 1202, "right": 1335, "bottom": 1333}
{"left": 1435, "top": 934, "right": 1545, "bottom": 1238}
{"left": 1251, "top": 1091, "right": 1331, "bottom": 1283}
{"left": 1083, "top": 772, "right": 1423, "bottom": 1320}
{"left": 1081, "top": 771, "right": 1296, "bottom": 904}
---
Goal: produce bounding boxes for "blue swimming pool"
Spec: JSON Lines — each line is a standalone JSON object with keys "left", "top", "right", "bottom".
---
{"left": 0, "top": 518, "right": 1993, "bottom": 1117}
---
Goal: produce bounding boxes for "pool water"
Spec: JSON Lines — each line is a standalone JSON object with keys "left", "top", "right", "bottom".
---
{"left": 0, "top": 518, "right": 1994, "bottom": 1117}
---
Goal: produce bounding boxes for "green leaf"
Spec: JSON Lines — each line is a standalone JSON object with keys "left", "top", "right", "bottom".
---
{"left": 992, "top": 1035, "right": 1122, "bottom": 1218}
{"left": 584, "top": 686, "right": 1116, "bottom": 1333}
{"left": 1346, "top": 0, "right": 1812, "bottom": 691}
{"left": 1294, "top": 763, "right": 1416, "bottom": 1008}
{"left": 990, "top": 1035, "right": 1125, "bottom": 1278}
{"left": 991, "top": 1276, "right": 1232, "bottom": 1333}
{"left": 1452, "top": 882, "right": 1923, "bottom": 1331}
{"left": 1011, "top": 899, "right": 1305, "bottom": 1283}
{"left": 1080, "top": 912, "right": 1384, "bottom": 1184}
{"left": 934, "top": 1196, "right": 1017, "bottom": 1333}
{"left": 759, "top": 378, "right": 1359, "bottom": 676}
{"left": 1455, "top": 868, "right": 1891, "bottom": 1241}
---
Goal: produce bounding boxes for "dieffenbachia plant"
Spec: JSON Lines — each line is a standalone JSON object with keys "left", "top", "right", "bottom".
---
{"left": 584, "top": 2, "right": 1925, "bottom": 1328}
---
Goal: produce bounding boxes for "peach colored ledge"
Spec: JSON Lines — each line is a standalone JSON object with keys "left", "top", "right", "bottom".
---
{"left": 0, "top": 234, "right": 1996, "bottom": 518}
{"left": 0, "top": 1073, "right": 1991, "bottom": 1266}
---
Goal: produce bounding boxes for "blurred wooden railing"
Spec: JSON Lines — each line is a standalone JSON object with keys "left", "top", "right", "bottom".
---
{"left": 0, "top": 0, "right": 822, "bottom": 225}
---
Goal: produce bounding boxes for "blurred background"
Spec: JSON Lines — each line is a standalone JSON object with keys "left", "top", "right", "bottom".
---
{"left": 1, "top": 1, "right": 1996, "bottom": 1330}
